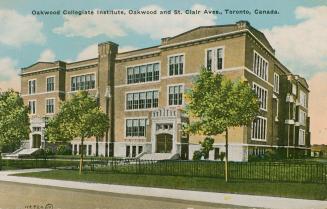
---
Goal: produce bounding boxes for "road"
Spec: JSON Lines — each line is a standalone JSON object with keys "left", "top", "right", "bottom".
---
{"left": 0, "top": 181, "right": 251, "bottom": 209}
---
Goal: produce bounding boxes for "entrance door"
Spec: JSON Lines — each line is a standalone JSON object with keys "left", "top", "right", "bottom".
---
{"left": 132, "top": 146, "right": 137, "bottom": 157}
{"left": 32, "top": 134, "right": 41, "bottom": 148}
{"left": 156, "top": 134, "right": 173, "bottom": 153}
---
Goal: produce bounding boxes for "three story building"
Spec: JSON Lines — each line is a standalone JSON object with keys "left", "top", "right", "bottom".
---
{"left": 20, "top": 21, "right": 311, "bottom": 161}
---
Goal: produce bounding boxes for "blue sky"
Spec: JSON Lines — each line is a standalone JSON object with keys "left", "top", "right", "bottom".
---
{"left": 0, "top": 0, "right": 326, "bottom": 144}
{"left": 0, "top": 0, "right": 324, "bottom": 68}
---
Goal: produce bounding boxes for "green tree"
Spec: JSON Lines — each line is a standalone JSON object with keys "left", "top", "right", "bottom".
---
{"left": 200, "top": 137, "right": 214, "bottom": 159}
{"left": 46, "top": 91, "right": 109, "bottom": 174}
{"left": 185, "top": 68, "right": 260, "bottom": 182}
{"left": 0, "top": 90, "right": 30, "bottom": 153}
{"left": 192, "top": 137, "right": 214, "bottom": 160}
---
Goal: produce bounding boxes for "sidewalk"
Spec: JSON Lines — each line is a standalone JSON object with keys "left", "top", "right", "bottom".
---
{"left": 0, "top": 169, "right": 326, "bottom": 209}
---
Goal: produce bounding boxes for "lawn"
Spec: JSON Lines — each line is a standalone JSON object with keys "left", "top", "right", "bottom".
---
{"left": 15, "top": 169, "right": 327, "bottom": 200}
{"left": 83, "top": 159, "right": 327, "bottom": 183}
{"left": 0, "top": 159, "right": 80, "bottom": 170}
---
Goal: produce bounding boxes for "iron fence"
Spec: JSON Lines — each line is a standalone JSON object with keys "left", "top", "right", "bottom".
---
{"left": 83, "top": 158, "right": 327, "bottom": 184}
{"left": 1, "top": 157, "right": 327, "bottom": 184}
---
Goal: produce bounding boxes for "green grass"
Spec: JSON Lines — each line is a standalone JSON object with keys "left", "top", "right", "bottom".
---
{"left": 0, "top": 159, "right": 80, "bottom": 170}
{"left": 15, "top": 169, "right": 327, "bottom": 200}
{"left": 84, "top": 160, "right": 327, "bottom": 183}
{"left": 3, "top": 159, "right": 327, "bottom": 183}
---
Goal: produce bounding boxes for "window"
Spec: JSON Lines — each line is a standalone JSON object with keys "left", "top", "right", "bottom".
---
{"left": 292, "top": 83, "right": 297, "bottom": 95}
{"left": 168, "top": 85, "right": 183, "bottom": 106}
{"left": 138, "top": 146, "right": 143, "bottom": 154}
{"left": 71, "top": 74, "right": 95, "bottom": 91}
{"left": 28, "top": 80, "right": 36, "bottom": 94}
{"left": 127, "top": 63, "right": 160, "bottom": 84}
{"left": 126, "top": 90, "right": 159, "bottom": 110}
{"left": 132, "top": 146, "right": 137, "bottom": 157}
{"left": 214, "top": 148, "right": 220, "bottom": 160}
{"left": 276, "top": 98, "right": 279, "bottom": 119}
{"left": 28, "top": 100, "right": 36, "bottom": 114}
{"left": 46, "top": 77, "right": 55, "bottom": 92}
{"left": 273, "top": 73, "right": 279, "bottom": 93}
{"left": 206, "top": 47, "right": 224, "bottom": 71}
{"left": 299, "top": 129, "right": 305, "bottom": 145}
{"left": 299, "top": 110, "right": 306, "bottom": 125}
{"left": 169, "top": 55, "right": 184, "bottom": 76}
{"left": 251, "top": 116, "right": 267, "bottom": 141}
{"left": 126, "top": 146, "right": 130, "bottom": 157}
{"left": 88, "top": 145, "right": 92, "bottom": 155}
{"left": 74, "top": 145, "right": 77, "bottom": 155}
{"left": 253, "top": 83, "right": 267, "bottom": 110}
{"left": 253, "top": 51, "right": 268, "bottom": 81}
{"left": 299, "top": 90, "right": 307, "bottom": 108}
{"left": 126, "top": 118, "right": 147, "bottom": 137}
{"left": 32, "top": 127, "right": 41, "bottom": 132}
{"left": 46, "top": 98, "right": 55, "bottom": 114}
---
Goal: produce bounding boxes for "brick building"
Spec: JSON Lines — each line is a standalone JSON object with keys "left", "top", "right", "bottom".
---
{"left": 19, "top": 21, "right": 310, "bottom": 161}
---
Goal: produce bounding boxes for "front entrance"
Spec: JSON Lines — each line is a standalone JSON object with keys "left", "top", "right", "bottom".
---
{"left": 32, "top": 134, "right": 41, "bottom": 148}
{"left": 156, "top": 134, "right": 173, "bottom": 153}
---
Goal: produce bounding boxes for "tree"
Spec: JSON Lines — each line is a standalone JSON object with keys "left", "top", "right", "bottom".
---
{"left": 0, "top": 90, "right": 30, "bottom": 153}
{"left": 184, "top": 68, "right": 260, "bottom": 182}
{"left": 200, "top": 137, "right": 214, "bottom": 159}
{"left": 192, "top": 137, "right": 214, "bottom": 160}
{"left": 46, "top": 91, "right": 109, "bottom": 174}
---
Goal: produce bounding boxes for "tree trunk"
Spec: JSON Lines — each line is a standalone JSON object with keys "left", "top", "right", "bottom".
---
{"left": 79, "top": 137, "right": 84, "bottom": 175}
{"left": 224, "top": 128, "right": 229, "bottom": 182}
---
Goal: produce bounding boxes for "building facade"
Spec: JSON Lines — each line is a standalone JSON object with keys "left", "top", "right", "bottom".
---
{"left": 20, "top": 21, "right": 311, "bottom": 161}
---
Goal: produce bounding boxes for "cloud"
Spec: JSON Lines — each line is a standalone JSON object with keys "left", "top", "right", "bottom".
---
{"left": 263, "top": 6, "right": 327, "bottom": 78}
{"left": 0, "top": 10, "right": 46, "bottom": 47}
{"left": 38, "top": 49, "right": 56, "bottom": 62}
{"left": 53, "top": 4, "right": 217, "bottom": 40}
{"left": 119, "top": 45, "right": 137, "bottom": 53}
{"left": 75, "top": 44, "right": 138, "bottom": 61}
{"left": 308, "top": 72, "right": 327, "bottom": 145}
{"left": 53, "top": 12, "right": 126, "bottom": 38}
{"left": 76, "top": 44, "right": 98, "bottom": 61}
{"left": 263, "top": 6, "right": 327, "bottom": 145}
{"left": 0, "top": 57, "right": 20, "bottom": 91}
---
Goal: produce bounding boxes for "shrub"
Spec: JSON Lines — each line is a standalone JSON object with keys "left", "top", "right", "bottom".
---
{"left": 31, "top": 149, "right": 47, "bottom": 159}
{"left": 193, "top": 150, "right": 203, "bottom": 160}
{"left": 45, "top": 148, "right": 55, "bottom": 156}
{"left": 200, "top": 137, "right": 214, "bottom": 159}
{"left": 219, "top": 152, "right": 226, "bottom": 162}
{"left": 56, "top": 145, "right": 71, "bottom": 155}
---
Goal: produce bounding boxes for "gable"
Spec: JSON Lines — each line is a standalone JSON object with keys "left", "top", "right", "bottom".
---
{"left": 163, "top": 25, "right": 236, "bottom": 45}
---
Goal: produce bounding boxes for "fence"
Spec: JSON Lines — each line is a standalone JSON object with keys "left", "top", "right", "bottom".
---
{"left": 82, "top": 158, "right": 327, "bottom": 184}
{"left": 1, "top": 157, "right": 327, "bottom": 184}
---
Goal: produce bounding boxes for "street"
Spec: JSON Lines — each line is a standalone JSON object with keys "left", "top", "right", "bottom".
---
{"left": 0, "top": 181, "right": 251, "bottom": 209}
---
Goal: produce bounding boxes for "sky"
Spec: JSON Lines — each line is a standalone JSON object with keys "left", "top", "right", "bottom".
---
{"left": 0, "top": 0, "right": 326, "bottom": 144}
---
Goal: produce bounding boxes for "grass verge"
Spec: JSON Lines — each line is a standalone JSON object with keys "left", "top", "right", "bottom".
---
{"left": 14, "top": 169, "right": 327, "bottom": 200}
